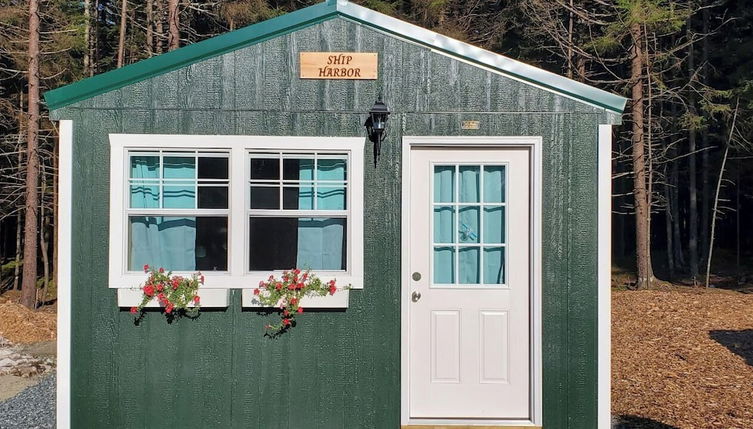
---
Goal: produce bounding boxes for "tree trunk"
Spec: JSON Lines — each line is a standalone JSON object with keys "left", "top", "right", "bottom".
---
{"left": 146, "top": 0, "right": 154, "bottom": 56}
{"left": 664, "top": 177, "right": 675, "bottom": 281}
{"left": 39, "top": 163, "right": 49, "bottom": 302}
{"left": 700, "top": 5, "right": 711, "bottom": 266}
{"left": 630, "top": 22, "right": 654, "bottom": 289}
{"left": 21, "top": 0, "right": 41, "bottom": 310}
{"left": 168, "top": 0, "right": 180, "bottom": 51}
{"left": 155, "top": 0, "right": 164, "bottom": 54}
{"left": 706, "top": 102, "right": 738, "bottom": 288}
{"left": 687, "top": 22, "right": 699, "bottom": 282}
{"left": 93, "top": 0, "right": 100, "bottom": 74}
{"left": 116, "top": 0, "right": 128, "bottom": 68}
{"left": 83, "top": 0, "right": 92, "bottom": 76}
{"left": 566, "top": 0, "right": 574, "bottom": 79}
{"left": 13, "top": 94, "right": 24, "bottom": 291}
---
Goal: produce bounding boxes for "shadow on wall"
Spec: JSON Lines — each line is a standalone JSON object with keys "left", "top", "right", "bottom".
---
{"left": 612, "top": 415, "right": 680, "bottom": 429}
{"left": 709, "top": 329, "right": 753, "bottom": 366}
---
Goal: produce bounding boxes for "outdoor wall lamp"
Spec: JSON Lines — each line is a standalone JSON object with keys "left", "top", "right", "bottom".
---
{"left": 364, "top": 96, "right": 390, "bottom": 165}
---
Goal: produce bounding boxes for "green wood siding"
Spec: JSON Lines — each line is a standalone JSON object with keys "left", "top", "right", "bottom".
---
{"left": 58, "top": 17, "right": 602, "bottom": 428}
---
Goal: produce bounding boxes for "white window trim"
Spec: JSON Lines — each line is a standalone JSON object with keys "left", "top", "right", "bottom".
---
{"left": 109, "top": 134, "right": 364, "bottom": 308}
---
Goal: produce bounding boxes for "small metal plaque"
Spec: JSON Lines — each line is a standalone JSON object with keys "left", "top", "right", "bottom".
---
{"left": 461, "top": 120, "right": 480, "bottom": 130}
{"left": 412, "top": 272, "right": 422, "bottom": 281}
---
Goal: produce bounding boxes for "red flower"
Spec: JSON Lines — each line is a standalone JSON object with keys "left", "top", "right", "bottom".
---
{"left": 297, "top": 307, "right": 304, "bottom": 314}
{"left": 275, "top": 283, "right": 282, "bottom": 290}
{"left": 193, "top": 296, "right": 200, "bottom": 304}
{"left": 282, "top": 319, "right": 291, "bottom": 326}
{"left": 302, "top": 273, "right": 308, "bottom": 281}
{"left": 294, "top": 268, "right": 301, "bottom": 275}
{"left": 159, "top": 267, "right": 165, "bottom": 273}
{"left": 268, "top": 275, "right": 274, "bottom": 281}
{"left": 199, "top": 275, "right": 205, "bottom": 284}
{"left": 288, "top": 284, "right": 295, "bottom": 290}
{"left": 290, "top": 298, "right": 298, "bottom": 305}
{"left": 253, "top": 288, "right": 260, "bottom": 295}
{"left": 143, "top": 264, "right": 149, "bottom": 273}
{"left": 329, "top": 285, "right": 337, "bottom": 295}
{"left": 157, "top": 292, "right": 166, "bottom": 303}
{"left": 156, "top": 284, "right": 164, "bottom": 292}
{"left": 283, "top": 309, "right": 290, "bottom": 316}
{"left": 130, "top": 306, "right": 138, "bottom": 314}
{"left": 143, "top": 285, "right": 155, "bottom": 297}
{"left": 165, "top": 304, "right": 174, "bottom": 314}
{"left": 297, "top": 282, "right": 304, "bottom": 290}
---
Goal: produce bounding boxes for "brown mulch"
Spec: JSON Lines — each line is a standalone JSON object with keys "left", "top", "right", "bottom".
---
{"left": 613, "top": 287, "right": 753, "bottom": 428}
{"left": 0, "top": 291, "right": 56, "bottom": 344}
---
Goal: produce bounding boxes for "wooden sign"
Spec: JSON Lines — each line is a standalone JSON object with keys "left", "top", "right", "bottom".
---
{"left": 300, "top": 52, "right": 378, "bottom": 79}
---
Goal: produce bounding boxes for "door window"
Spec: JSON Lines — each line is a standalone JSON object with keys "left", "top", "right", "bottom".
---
{"left": 432, "top": 164, "right": 507, "bottom": 286}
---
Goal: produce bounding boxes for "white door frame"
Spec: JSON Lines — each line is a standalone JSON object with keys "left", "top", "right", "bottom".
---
{"left": 400, "top": 136, "right": 543, "bottom": 427}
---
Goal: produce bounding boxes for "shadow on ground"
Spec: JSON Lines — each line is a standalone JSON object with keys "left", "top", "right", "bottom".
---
{"left": 709, "top": 329, "right": 753, "bottom": 366}
{"left": 612, "top": 415, "right": 680, "bottom": 428}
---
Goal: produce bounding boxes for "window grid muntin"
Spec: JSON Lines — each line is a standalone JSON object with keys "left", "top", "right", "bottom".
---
{"left": 431, "top": 162, "right": 508, "bottom": 287}
{"left": 127, "top": 149, "right": 230, "bottom": 211}
{"left": 249, "top": 151, "right": 348, "bottom": 212}
{"left": 125, "top": 149, "right": 231, "bottom": 273}
{"left": 247, "top": 151, "right": 350, "bottom": 273}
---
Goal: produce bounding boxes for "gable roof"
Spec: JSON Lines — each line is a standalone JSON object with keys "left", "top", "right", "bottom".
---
{"left": 44, "top": 0, "right": 627, "bottom": 114}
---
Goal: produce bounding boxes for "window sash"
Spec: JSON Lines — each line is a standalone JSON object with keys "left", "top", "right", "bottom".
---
{"left": 109, "top": 135, "right": 364, "bottom": 291}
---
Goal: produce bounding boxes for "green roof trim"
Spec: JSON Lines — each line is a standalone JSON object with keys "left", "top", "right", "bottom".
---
{"left": 45, "top": 0, "right": 627, "bottom": 114}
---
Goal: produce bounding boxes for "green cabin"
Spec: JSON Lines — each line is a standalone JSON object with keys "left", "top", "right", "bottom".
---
{"left": 46, "top": 1, "right": 626, "bottom": 427}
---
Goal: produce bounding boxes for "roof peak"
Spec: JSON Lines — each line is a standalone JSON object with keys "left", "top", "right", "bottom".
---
{"left": 45, "top": 0, "right": 626, "bottom": 114}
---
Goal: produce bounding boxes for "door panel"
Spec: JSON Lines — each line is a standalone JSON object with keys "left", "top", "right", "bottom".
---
{"left": 409, "top": 147, "right": 531, "bottom": 419}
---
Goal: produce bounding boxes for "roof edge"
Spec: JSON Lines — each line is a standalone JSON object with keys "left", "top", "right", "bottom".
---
{"left": 45, "top": 0, "right": 627, "bottom": 114}
{"left": 337, "top": 1, "right": 627, "bottom": 114}
{"left": 44, "top": 2, "right": 339, "bottom": 111}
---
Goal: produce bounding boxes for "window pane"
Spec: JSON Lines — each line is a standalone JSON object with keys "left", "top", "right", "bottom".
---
{"left": 483, "top": 166, "right": 505, "bottom": 203}
{"left": 249, "top": 217, "right": 346, "bottom": 271}
{"left": 283, "top": 186, "right": 314, "bottom": 210}
{"left": 483, "top": 206, "right": 505, "bottom": 244}
{"left": 317, "top": 158, "right": 347, "bottom": 181}
{"left": 163, "top": 184, "right": 196, "bottom": 208}
{"left": 198, "top": 186, "right": 228, "bottom": 209}
{"left": 163, "top": 156, "right": 195, "bottom": 179}
{"left": 128, "top": 216, "right": 227, "bottom": 272}
{"left": 130, "top": 155, "right": 159, "bottom": 179}
{"left": 250, "top": 158, "right": 279, "bottom": 180}
{"left": 198, "top": 156, "right": 228, "bottom": 180}
{"left": 317, "top": 186, "right": 346, "bottom": 210}
{"left": 459, "top": 166, "right": 480, "bottom": 203}
{"left": 433, "top": 206, "right": 454, "bottom": 244}
{"left": 433, "top": 247, "right": 455, "bottom": 284}
{"left": 483, "top": 247, "right": 505, "bottom": 284}
{"left": 458, "top": 206, "right": 480, "bottom": 243}
{"left": 283, "top": 158, "right": 314, "bottom": 181}
{"left": 130, "top": 182, "right": 159, "bottom": 208}
{"left": 459, "top": 247, "right": 480, "bottom": 284}
{"left": 250, "top": 186, "right": 279, "bottom": 209}
{"left": 433, "top": 166, "right": 455, "bottom": 203}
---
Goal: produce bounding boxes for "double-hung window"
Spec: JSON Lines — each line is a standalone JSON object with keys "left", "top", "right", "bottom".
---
{"left": 109, "top": 135, "right": 364, "bottom": 308}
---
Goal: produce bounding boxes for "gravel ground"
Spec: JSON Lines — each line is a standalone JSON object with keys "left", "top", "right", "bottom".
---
{"left": 0, "top": 373, "right": 55, "bottom": 429}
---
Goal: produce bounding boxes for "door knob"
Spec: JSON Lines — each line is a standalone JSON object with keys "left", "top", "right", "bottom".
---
{"left": 411, "top": 291, "right": 422, "bottom": 302}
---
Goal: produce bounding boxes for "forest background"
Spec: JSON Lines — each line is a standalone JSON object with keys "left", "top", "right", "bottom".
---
{"left": 1, "top": 0, "right": 752, "bottom": 309}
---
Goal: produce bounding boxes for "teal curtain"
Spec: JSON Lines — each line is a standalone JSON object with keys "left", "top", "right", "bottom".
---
{"left": 128, "top": 154, "right": 197, "bottom": 271}
{"left": 295, "top": 158, "right": 346, "bottom": 270}
{"left": 129, "top": 217, "right": 197, "bottom": 271}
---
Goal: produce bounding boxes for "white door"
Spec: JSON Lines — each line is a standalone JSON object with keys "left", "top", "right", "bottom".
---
{"left": 408, "top": 147, "right": 531, "bottom": 420}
